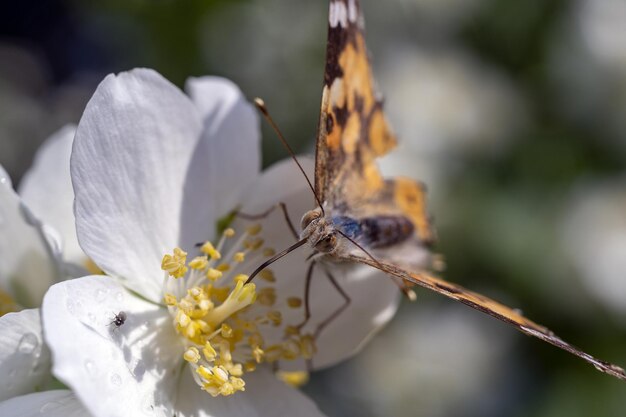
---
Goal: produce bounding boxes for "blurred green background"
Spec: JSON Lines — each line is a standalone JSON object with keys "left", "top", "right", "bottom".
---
{"left": 1, "top": 0, "right": 625, "bottom": 415}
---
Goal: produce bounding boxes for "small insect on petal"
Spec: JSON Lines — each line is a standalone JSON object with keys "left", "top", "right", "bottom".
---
{"left": 109, "top": 311, "right": 127, "bottom": 328}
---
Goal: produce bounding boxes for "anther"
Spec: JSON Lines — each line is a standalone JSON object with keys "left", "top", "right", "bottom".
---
{"left": 287, "top": 297, "right": 302, "bottom": 308}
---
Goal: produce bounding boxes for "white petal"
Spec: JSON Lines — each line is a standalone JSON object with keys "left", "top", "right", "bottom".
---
{"left": 18, "top": 125, "right": 85, "bottom": 267}
{"left": 0, "top": 172, "right": 58, "bottom": 307}
{"left": 0, "top": 390, "right": 89, "bottom": 417}
{"left": 71, "top": 69, "right": 205, "bottom": 302}
{"left": 185, "top": 76, "right": 261, "bottom": 220}
{"left": 0, "top": 164, "right": 11, "bottom": 188}
{"left": 0, "top": 309, "right": 51, "bottom": 401}
{"left": 42, "top": 276, "right": 184, "bottom": 417}
{"left": 175, "top": 366, "right": 326, "bottom": 417}
{"left": 235, "top": 158, "right": 401, "bottom": 369}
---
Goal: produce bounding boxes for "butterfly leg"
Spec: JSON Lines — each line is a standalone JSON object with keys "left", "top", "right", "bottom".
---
{"left": 292, "top": 262, "right": 351, "bottom": 371}
{"left": 235, "top": 202, "right": 299, "bottom": 239}
{"left": 312, "top": 267, "right": 351, "bottom": 340}
{"left": 294, "top": 261, "right": 316, "bottom": 331}
{"left": 293, "top": 262, "right": 351, "bottom": 339}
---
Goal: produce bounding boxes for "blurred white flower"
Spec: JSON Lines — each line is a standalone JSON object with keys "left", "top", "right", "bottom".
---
{"left": 368, "top": 0, "right": 487, "bottom": 36}
{"left": 561, "top": 178, "right": 626, "bottom": 317}
{"left": 0, "top": 127, "right": 90, "bottom": 415}
{"left": 549, "top": 0, "right": 626, "bottom": 147}
{"left": 0, "top": 164, "right": 58, "bottom": 312}
{"left": 376, "top": 47, "right": 526, "bottom": 201}
{"left": 42, "top": 68, "right": 399, "bottom": 417}
{"left": 334, "top": 303, "right": 512, "bottom": 417}
{"left": 0, "top": 123, "right": 87, "bottom": 311}
{"left": 578, "top": 0, "right": 626, "bottom": 67}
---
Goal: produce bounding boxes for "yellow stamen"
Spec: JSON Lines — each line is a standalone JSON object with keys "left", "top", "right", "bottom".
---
{"left": 287, "top": 297, "right": 302, "bottom": 308}
{"left": 246, "top": 224, "right": 262, "bottom": 235}
{"left": 206, "top": 268, "right": 222, "bottom": 281}
{"left": 233, "top": 274, "right": 248, "bottom": 284}
{"left": 161, "top": 247, "right": 188, "bottom": 278}
{"left": 161, "top": 230, "right": 315, "bottom": 399}
{"left": 164, "top": 293, "right": 177, "bottom": 306}
{"left": 204, "top": 280, "right": 256, "bottom": 328}
{"left": 277, "top": 371, "right": 309, "bottom": 387}
{"left": 200, "top": 242, "right": 221, "bottom": 260}
{"left": 244, "top": 238, "right": 264, "bottom": 250}
{"left": 189, "top": 256, "right": 209, "bottom": 270}
{"left": 259, "top": 269, "right": 275, "bottom": 283}
{"left": 267, "top": 310, "right": 282, "bottom": 326}
{"left": 220, "top": 324, "right": 233, "bottom": 338}
{"left": 299, "top": 334, "right": 317, "bottom": 359}
{"left": 258, "top": 288, "right": 276, "bottom": 306}
{"left": 262, "top": 248, "right": 276, "bottom": 257}
{"left": 184, "top": 347, "right": 201, "bottom": 363}
{"left": 203, "top": 342, "right": 217, "bottom": 361}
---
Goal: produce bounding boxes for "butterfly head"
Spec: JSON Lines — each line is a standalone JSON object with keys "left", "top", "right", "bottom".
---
{"left": 300, "top": 208, "right": 339, "bottom": 253}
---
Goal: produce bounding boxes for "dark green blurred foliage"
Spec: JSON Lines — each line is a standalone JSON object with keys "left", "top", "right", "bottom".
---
{"left": 71, "top": 0, "right": 241, "bottom": 85}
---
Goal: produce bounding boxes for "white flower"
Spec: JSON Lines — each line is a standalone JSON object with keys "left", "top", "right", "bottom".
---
{"left": 42, "top": 68, "right": 399, "bottom": 417}
{"left": 377, "top": 46, "right": 525, "bottom": 203}
{"left": 0, "top": 309, "right": 51, "bottom": 402}
{"left": 350, "top": 304, "right": 512, "bottom": 417}
{"left": 0, "top": 130, "right": 89, "bottom": 415}
{"left": 561, "top": 178, "right": 626, "bottom": 318}
{"left": 548, "top": 0, "right": 626, "bottom": 147}
{"left": 0, "top": 130, "right": 74, "bottom": 402}
{"left": 0, "top": 390, "right": 88, "bottom": 417}
{"left": 18, "top": 125, "right": 91, "bottom": 273}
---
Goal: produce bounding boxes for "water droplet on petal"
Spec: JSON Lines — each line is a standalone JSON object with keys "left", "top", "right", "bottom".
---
{"left": 84, "top": 360, "right": 97, "bottom": 377}
{"left": 110, "top": 373, "right": 122, "bottom": 386}
{"left": 66, "top": 299, "right": 75, "bottom": 315}
{"left": 17, "top": 333, "right": 39, "bottom": 354}
{"left": 95, "top": 288, "right": 108, "bottom": 302}
{"left": 40, "top": 401, "right": 63, "bottom": 413}
{"left": 115, "top": 292, "right": 123, "bottom": 302}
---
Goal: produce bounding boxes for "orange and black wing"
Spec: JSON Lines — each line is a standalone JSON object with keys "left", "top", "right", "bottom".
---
{"left": 315, "top": 0, "right": 397, "bottom": 207}
{"left": 315, "top": 0, "right": 434, "bottom": 245}
{"left": 346, "top": 253, "right": 626, "bottom": 381}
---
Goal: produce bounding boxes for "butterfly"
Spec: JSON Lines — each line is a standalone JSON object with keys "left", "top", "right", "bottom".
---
{"left": 296, "top": 0, "right": 626, "bottom": 381}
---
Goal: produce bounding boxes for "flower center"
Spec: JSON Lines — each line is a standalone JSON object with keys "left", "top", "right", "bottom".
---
{"left": 161, "top": 225, "right": 315, "bottom": 397}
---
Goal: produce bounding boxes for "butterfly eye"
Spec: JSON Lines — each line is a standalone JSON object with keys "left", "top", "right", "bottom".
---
{"left": 315, "top": 234, "right": 337, "bottom": 253}
{"left": 301, "top": 209, "right": 322, "bottom": 230}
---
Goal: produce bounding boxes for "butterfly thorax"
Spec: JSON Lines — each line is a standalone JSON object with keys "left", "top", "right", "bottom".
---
{"left": 300, "top": 207, "right": 415, "bottom": 255}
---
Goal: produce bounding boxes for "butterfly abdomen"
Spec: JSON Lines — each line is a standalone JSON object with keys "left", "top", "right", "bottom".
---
{"left": 333, "top": 215, "right": 414, "bottom": 249}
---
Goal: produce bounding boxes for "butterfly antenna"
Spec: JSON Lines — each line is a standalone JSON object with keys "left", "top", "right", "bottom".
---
{"left": 334, "top": 230, "right": 379, "bottom": 267}
{"left": 253, "top": 98, "right": 325, "bottom": 214}
{"left": 245, "top": 237, "right": 308, "bottom": 284}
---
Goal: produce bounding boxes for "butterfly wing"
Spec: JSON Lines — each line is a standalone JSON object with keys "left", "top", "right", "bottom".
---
{"left": 346, "top": 252, "right": 626, "bottom": 381}
{"left": 315, "top": 0, "right": 625, "bottom": 381}
{"left": 315, "top": 0, "right": 397, "bottom": 207}
{"left": 315, "top": 0, "right": 434, "bottom": 245}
